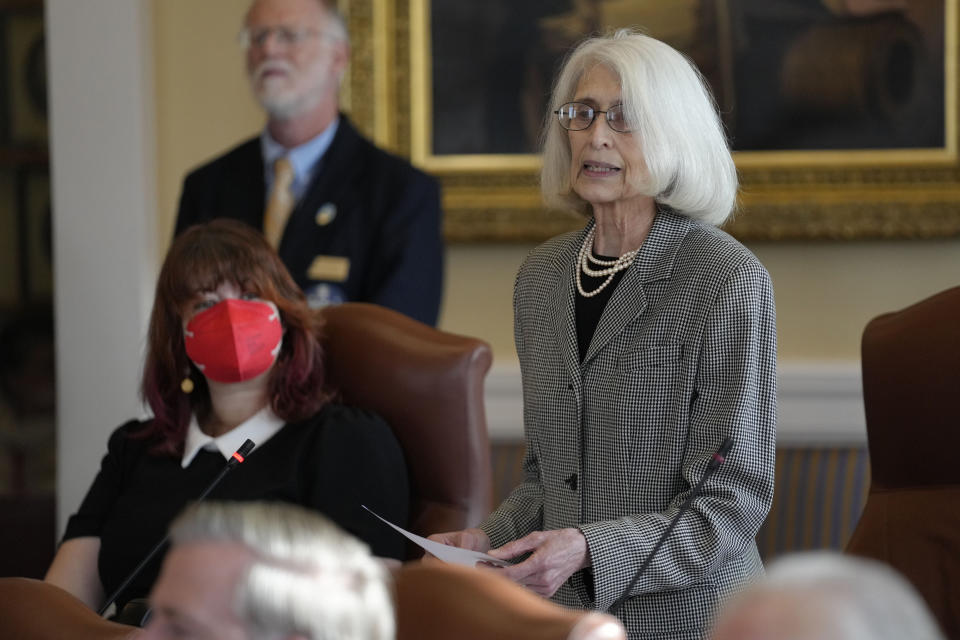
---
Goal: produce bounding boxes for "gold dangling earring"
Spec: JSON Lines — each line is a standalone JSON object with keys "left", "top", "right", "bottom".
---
{"left": 180, "top": 376, "right": 195, "bottom": 394}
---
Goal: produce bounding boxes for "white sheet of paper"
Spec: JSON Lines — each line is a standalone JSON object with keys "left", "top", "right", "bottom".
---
{"left": 362, "top": 505, "right": 511, "bottom": 568}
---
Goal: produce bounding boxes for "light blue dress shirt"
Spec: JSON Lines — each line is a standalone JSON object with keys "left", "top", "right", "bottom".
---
{"left": 260, "top": 117, "right": 340, "bottom": 203}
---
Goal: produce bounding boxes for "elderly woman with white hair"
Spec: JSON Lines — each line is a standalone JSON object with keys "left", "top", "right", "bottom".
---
{"left": 432, "top": 30, "right": 777, "bottom": 639}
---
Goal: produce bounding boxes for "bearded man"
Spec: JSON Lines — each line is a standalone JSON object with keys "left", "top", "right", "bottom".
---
{"left": 175, "top": 0, "right": 443, "bottom": 326}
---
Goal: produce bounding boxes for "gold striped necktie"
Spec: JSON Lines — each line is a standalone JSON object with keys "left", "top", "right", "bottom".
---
{"left": 263, "top": 156, "right": 295, "bottom": 249}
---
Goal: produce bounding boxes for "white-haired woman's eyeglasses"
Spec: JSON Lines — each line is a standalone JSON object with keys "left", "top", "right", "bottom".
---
{"left": 555, "top": 102, "right": 631, "bottom": 133}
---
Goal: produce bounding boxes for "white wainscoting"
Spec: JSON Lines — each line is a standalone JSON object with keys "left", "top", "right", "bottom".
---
{"left": 484, "top": 361, "right": 866, "bottom": 447}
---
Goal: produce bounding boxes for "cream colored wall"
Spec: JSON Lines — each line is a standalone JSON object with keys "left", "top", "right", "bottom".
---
{"left": 153, "top": 1, "right": 960, "bottom": 366}
{"left": 442, "top": 240, "right": 960, "bottom": 361}
{"left": 154, "top": 0, "right": 262, "bottom": 243}
{"left": 752, "top": 240, "right": 960, "bottom": 359}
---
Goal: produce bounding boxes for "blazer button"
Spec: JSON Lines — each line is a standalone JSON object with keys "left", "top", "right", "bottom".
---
{"left": 564, "top": 473, "right": 578, "bottom": 491}
{"left": 567, "top": 383, "right": 574, "bottom": 391}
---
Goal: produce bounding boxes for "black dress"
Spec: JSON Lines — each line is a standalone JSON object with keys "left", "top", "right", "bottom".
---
{"left": 62, "top": 403, "right": 409, "bottom": 611}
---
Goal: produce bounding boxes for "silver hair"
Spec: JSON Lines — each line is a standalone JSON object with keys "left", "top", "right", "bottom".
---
{"left": 317, "top": 0, "right": 348, "bottom": 45}
{"left": 759, "top": 552, "right": 945, "bottom": 640}
{"left": 170, "top": 502, "right": 393, "bottom": 640}
{"left": 540, "top": 29, "right": 737, "bottom": 225}
{"left": 244, "top": 0, "right": 350, "bottom": 44}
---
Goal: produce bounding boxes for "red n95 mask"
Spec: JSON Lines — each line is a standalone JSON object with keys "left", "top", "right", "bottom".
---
{"left": 183, "top": 299, "right": 283, "bottom": 383}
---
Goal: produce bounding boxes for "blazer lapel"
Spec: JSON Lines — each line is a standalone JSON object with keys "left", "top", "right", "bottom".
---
{"left": 582, "top": 265, "right": 649, "bottom": 367}
{"left": 279, "top": 116, "right": 360, "bottom": 255}
{"left": 582, "top": 211, "right": 692, "bottom": 366}
{"left": 226, "top": 139, "right": 265, "bottom": 229}
{"left": 551, "top": 229, "right": 587, "bottom": 387}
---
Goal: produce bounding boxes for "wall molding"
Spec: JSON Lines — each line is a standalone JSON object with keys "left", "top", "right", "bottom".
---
{"left": 485, "top": 361, "right": 866, "bottom": 447}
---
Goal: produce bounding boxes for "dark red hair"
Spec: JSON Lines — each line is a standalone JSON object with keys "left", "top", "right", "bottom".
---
{"left": 141, "top": 219, "right": 329, "bottom": 454}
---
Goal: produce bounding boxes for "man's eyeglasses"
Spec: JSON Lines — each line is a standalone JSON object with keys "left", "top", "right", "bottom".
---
{"left": 555, "top": 102, "right": 631, "bottom": 133}
{"left": 238, "top": 26, "right": 327, "bottom": 50}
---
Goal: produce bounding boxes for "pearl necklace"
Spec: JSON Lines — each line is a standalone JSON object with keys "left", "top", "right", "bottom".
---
{"left": 575, "top": 226, "right": 638, "bottom": 298}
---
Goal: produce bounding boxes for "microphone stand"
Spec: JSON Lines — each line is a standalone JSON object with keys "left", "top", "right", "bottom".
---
{"left": 97, "top": 438, "right": 256, "bottom": 618}
{"left": 607, "top": 438, "right": 733, "bottom": 615}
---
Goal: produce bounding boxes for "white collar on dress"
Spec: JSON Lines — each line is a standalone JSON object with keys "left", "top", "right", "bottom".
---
{"left": 180, "top": 405, "right": 284, "bottom": 468}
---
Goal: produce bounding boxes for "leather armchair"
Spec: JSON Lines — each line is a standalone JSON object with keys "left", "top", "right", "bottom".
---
{"left": 318, "top": 303, "right": 494, "bottom": 549}
{"left": 0, "top": 578, "right": 140, "bottom": 640}
{"left": 395, "top": 563, "right": 626, "bottom": 640}
{"left": 0, "top": 566, "right": 625, "bottom": 640}
{"left": 845, "top": 285, "right": 960, "bottom": 638}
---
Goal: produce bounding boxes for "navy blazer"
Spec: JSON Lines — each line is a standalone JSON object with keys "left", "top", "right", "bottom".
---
{"left": 175, "top": 116, "right": 443, "bottom": 326}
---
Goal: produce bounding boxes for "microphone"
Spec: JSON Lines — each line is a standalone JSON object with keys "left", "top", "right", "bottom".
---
{"left": 98, "top": 438, "right": 256, "bottom": 618}
{"left": 607, "top": 438, "right": 733, "bottom": 615}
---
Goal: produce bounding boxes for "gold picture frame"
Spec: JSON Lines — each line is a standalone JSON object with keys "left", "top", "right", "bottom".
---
{"left": 343, "top": 0, "right": 960, "bottom": 242}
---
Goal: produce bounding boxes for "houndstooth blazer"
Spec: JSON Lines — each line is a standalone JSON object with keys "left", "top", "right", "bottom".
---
{"left": 481, "top": 210, "right": 777, "bottom": 640}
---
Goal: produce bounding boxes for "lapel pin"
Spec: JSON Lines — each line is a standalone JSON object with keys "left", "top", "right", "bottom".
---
{"left": 315, "top": 202, "right": 337, "bottom": 226}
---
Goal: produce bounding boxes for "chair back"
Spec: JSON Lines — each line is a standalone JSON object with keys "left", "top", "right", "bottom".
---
{"left": 395, "top": 563, "right": 626, "bottom": 640}
{"left": 846, "top": 285, "right": 960, "bottom": 638}
{"left": 857, "top": 285, "right": 960, "bottom": 488}
{"left": 318, "top": 303, "right": 493, "bottom": 549}
{"left": 0, "top": 578, "right": 140, "bottom": 640}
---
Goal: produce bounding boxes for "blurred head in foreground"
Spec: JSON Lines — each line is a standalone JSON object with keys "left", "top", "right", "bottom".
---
{"left": 143, "top": 501, "right": 393, "bottom": 640}
{"left": 710, "top": 552, "right": 944, "bottom": 640}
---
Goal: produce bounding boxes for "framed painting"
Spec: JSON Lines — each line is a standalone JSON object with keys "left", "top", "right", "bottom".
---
{"left": 0, "top": 0, "right": 47, "bottom": 146}
{"left": 343, "top": 0, "right": 960, "bottom": 242}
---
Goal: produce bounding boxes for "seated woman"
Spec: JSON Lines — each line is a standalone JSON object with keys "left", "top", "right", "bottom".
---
{"left": 44, "top": 219, "right": 409, "bottom": 612}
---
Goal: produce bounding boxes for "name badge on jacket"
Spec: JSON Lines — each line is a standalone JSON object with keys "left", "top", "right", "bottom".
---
{"left": 307, "top": 255, "right": 350, "bottom": 282}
